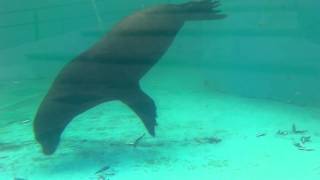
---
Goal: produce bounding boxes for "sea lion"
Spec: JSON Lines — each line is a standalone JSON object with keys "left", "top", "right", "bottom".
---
{"left": 33, "top": 0, "right": 226, "bottom": 155}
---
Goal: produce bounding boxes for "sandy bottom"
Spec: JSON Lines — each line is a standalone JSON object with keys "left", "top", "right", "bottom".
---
{"left": 1, "top": 74, "right": 320, "bottom": 180}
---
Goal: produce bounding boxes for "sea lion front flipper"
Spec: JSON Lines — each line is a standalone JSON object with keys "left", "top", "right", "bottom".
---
{"left": 121, "top": 87, "right": 157, "bottom": 136}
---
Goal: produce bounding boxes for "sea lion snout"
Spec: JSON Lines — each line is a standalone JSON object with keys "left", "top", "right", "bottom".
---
{"left": 36, "top": 133, "right": 60, "bottom": 155}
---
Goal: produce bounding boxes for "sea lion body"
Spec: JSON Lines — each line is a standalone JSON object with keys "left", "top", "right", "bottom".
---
{"left": 33, "top": 0, "right": 226, "bottom": 155}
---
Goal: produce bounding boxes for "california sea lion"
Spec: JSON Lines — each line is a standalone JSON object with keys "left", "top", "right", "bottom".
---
{"left": 33, "top": 0, "right": 226, "bottom": 155}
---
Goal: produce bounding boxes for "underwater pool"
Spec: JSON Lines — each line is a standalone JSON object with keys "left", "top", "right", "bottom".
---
{"left": 1, "top": 0, "right": 320, "bottom": 179}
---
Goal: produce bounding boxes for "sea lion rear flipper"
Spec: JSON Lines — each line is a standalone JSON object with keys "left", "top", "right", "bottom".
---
{"left": 181, "top": 0, "right": 227, "bottom": 20}
{"left": 121, "top": 87, "right": 157, "bottom": 136}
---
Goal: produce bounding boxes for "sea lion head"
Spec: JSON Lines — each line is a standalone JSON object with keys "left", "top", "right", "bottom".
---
{"left": 35, "top": 129, "right": 61, "bottom": 155}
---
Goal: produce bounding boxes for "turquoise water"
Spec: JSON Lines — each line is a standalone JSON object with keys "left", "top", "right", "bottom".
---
{"left": 1, "top": 0, "right": 320, "bottom": 179}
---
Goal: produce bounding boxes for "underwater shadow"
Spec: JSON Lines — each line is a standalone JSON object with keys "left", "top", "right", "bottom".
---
{"left": 39, "top": 139, "right": 162, "bottom": 174}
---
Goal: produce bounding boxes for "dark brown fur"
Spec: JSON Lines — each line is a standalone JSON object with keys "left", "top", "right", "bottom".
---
{"left": 33, "top": 0, "right": 226, "bottom": 155}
